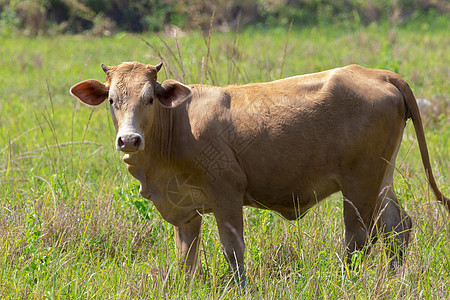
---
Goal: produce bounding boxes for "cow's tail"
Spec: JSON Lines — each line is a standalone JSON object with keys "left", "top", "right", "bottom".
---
{"left": 389, "top": 74, "right": 449, "bottom": 212}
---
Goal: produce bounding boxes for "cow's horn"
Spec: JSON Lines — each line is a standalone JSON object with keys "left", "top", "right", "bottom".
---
{"left": 101, "top": 64, "right": 110, "bottom": 73}
{"left": 155, "top": 62, "right": 163, "bottom": 72}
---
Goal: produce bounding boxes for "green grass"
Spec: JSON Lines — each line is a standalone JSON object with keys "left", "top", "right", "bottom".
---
{"left": 0, "top": 18, "right": 449, "bottom": 298}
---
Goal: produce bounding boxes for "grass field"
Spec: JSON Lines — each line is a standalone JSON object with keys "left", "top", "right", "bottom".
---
{"left": 0, "top": 17, "right": 449, "bottom": 298}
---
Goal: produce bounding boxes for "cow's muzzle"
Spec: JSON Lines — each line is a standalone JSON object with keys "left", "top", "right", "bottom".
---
{"left": 116, "top": 133, "right": 144, "bottom": 153}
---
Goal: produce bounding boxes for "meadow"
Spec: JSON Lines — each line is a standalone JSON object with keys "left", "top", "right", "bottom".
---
{"left": 0, "top": 17, "right": 449, "bottom": 298}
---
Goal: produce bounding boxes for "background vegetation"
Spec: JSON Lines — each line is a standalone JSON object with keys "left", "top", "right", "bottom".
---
{"left": 0, "top": 0, "right": 449, "bottom": 35}
{"left": 0, "top": 0, "right": 449, "bottom": 298}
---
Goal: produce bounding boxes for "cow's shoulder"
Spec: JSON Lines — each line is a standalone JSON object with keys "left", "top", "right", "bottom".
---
{"left": 189, "top": 84, "right": 231, "bottom": 108}
{"left": 185, "top": 85, "right": 232, "bottom": 139}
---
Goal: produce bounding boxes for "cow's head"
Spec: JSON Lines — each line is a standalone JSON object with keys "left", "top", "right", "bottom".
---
{"left": 70, "top": 62, "right": 191, "bottom": 153}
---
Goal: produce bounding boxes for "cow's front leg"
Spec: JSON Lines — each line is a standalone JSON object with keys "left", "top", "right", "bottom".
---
{"left": 174, "top": 214, "right": 202, "bottom": 272}
{"left": 215, "top": 206, "right": 245, "bottom": 287}
{"left": 202, "top": 148, "right": 247, "bottom": 287}
{"left": 208, "top": 182, "right": 246, "bottom": 288}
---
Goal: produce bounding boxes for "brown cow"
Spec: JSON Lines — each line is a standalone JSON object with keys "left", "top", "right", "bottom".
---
{"left": 70, "top": 62, "right": 449, "bottom": 285}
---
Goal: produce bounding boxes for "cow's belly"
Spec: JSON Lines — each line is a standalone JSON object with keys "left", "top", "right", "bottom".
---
{"left": 243, "top": 176, "right": 340, "bottom": 220}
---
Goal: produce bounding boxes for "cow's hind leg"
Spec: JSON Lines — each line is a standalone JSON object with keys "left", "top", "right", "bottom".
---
{"left": 375, "top": 145, "right": 412, "bottom": 269}
{"left": 375, "top": 185, "right": 412, "bottom": 269}
{"left": 341, "top": 161, "right": 387, "bottom": 267}
{"left": 342, "top": 201, "right": 378, "bottom": 267}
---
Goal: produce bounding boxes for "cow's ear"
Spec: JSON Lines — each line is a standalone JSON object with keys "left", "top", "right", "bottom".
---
{"left": 70, "top": 79, "right": 109, "bottom": 106}
{"left": 155, "top": 80, "right": 191, "bottom": 107}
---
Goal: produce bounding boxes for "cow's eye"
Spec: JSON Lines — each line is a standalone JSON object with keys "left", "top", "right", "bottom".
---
{"left": 147, "top": 97, "right": 154, "bottom": 105}
{"left": 109, "top": 98, "right": 114, "bottom": 105}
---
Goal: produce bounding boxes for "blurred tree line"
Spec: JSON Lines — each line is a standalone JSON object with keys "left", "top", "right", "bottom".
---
{"left": 0, "top": 0, "right": 449, "bottom": 35}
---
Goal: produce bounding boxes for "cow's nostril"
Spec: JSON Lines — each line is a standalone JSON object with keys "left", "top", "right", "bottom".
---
{"left": 118, "top": 137, "right": 125, "bottom": 148}
{"left": 133, "top": 137, "right": 141, "bottom": 148}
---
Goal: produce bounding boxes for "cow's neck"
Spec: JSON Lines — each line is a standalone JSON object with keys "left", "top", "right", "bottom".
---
{"left": 147, "top": 101, "right": 174, "bottom": 161}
